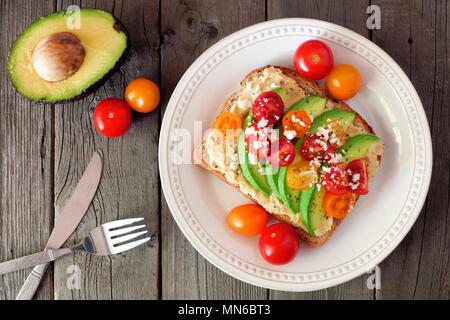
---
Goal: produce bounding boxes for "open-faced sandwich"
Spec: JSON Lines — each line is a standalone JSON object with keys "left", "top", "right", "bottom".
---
{"left": 194, "top": 63, "right": 383, "bottom": 246}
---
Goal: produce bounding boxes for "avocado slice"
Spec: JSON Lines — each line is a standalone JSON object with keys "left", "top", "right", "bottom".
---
{"left": 265, "top": 164, "right": 281, "bottom": 199}
{"left": 8, "top": 8, "right": 129, "bottom": 103}
{"left": 338, "top": 134, "right": 380, "bottom": 164}
{"left": 300, "top": 186, "right": 315, "bottom": 233}
{"left": 237, "top": 134, "right": 271, "bottom": 196}
{"left": 277, "top": 140, "right": 303, "bottom": 213}
{"left": 308, "top": 109, "right": 356, "bottom": 133}
{"left": 304, "top": 188, "right": 327, "bottom": 235}
{"left": 243, "top": 110, "right": 253, "bottom": 128}
{"left": 286, "top": 96, "right": 326, "bottom": 118}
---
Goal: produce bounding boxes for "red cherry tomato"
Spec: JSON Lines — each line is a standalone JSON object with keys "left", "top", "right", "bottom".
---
{"left": 227, "top": 204, "right": 269, "bottom": 236}
{"left": 346, "top": 160, "right": 369, "bottom": 195}
{"left": 93, "top": 98, "right": 132, "bottom": 138}
{"left": 293, "top": 40, "right": 334, "bottom": 80}
{"left": 300, "top": 135, "right": 335, "bottom": 162}
{"left": 244, "top": 123, "right": 271, "bottom": 160}
{"left": 269, "top": 138, "right": 296, "bottom": 167}
{"left": 321, "top": 163, "right": 349, "bottom": 195}
{"left": 252, "top": 91, "right": 284, "bottom": 125}
{"left": 259, "top": 223, "right": 299, "bottom": 265}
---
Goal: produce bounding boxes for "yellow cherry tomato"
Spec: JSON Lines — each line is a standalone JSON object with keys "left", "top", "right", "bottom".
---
{"left": 125, "top": 78, "right": 160, "bottom": 113}
{"left": 326, "top": 64, "right": 361, "bottom": 100}
{"left": 285, "top": 160, "right": 318, "bottom": 191}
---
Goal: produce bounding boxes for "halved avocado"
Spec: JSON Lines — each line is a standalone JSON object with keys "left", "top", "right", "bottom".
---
{"left": 8, "top": 8, "right": 129, "bottom": 103}
{"left": 338, "top": 134, "right": 380, "bottom": 164}
{"left": 308, "top": 109, "right": 356, "bottom": 133}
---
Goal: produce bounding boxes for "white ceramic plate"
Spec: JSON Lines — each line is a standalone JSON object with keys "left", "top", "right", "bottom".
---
{"left": 159, "top": 19, "right": 432, "bottom": 291}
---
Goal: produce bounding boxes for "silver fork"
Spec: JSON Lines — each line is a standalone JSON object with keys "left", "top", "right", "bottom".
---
{"left": 0, "top": 218, "right": 150, "bottom": 276}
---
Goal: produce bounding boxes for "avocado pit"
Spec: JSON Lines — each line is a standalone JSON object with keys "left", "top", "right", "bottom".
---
{"left": 32, "top": 32, "right": 85, "bottom": 82}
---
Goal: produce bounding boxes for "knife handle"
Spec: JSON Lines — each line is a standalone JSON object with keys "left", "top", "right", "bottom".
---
{"left": 15, "top": 263, "right": 49, "bottom": 300}
{"left": 14, "top": 248, "right": 71, "bottom": 300}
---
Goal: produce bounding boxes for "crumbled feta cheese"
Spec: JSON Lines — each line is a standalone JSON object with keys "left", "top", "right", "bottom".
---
{"left": 248, "top": 152, "right": 257, "bottom": 165}
{"left": 274, "top": 115, "right": 280, "bottom": 121}
{"left": 244, "top": 126, "right": 256, "bottom": 136}
{"left": 330, "top": 153, "right": 342, "bottom": 164}
{"left": 315, "top": 138, "right": 328, "bottom": 151}
{"left": 270, "top": 83, "right": 279, "bottom": 89}
{"left": 257, "top": 117, "right": 268, "bottom": 128}
{"left": 252, "top": 140, "right": 262, "bottom": 150}
{"left": 291, "top": 115, "right": 307, "bottom": 127}
{"left": 310, "top": 158, "right": 321, "bottom": 167}
{"left": 349, "top": 182, "right": 359, "bottom": 190}
{"left": 316, "top": 126, "right": 330, "bottom": 141}
{"left": 283, "top": 130, "right": 297, "bottom": 140}
{"left": 352, "top": 173, "right": 361, "bottom": 182}
{"left": 322, "top": 166, "right": 331, "bottom": 173}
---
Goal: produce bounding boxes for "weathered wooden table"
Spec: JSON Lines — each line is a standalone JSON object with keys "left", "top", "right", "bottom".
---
{"left": 0, "top": 0, "right": 448, "bottom": 300}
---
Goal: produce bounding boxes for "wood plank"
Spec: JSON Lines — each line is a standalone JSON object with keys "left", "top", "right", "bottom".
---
{"left": 52, "top": 0, "right": 160, "bottom": 299}
{"left": 371, "top": 0, "right": 449, "bottom": 299}
{"left": 267, "top": 0, "right": 374, "bottom": 300}
{"left": 0, "top": 0, "right": 55, "bottom": 300}
{"left": 160, "top": 0, "right": 267, "bottom": 299}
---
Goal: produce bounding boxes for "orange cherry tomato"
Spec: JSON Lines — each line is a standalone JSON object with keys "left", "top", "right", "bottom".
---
{"left": 282, "top": 110, "right": 312, "bottom": 138}
{"left": 125, "top": 78, "right": 160, "bottom": 113}
{"left": 326, "top": 64, "right": 361, "bottom": 100}
{"left": 213, "top": 112, "right": 242, "bottom": 138}
{"left": 323, "top": 191, "right": 357, "bottom": 219}
{"left": 285, "top": 160, "right": 318, "bottom": 190}
{"left": 227, "top": 204, "right": 269, "bottom": 236}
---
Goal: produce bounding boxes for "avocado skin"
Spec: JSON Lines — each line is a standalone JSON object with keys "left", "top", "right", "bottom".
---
{"left": 7, "top": 9, "right": 130, "bottom": 104}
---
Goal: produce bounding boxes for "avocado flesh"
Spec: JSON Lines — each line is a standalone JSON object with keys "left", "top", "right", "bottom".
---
{"left": 308, "top": 109, "right": 356, "bottom": 133}
{"left": 278, "top": 145, "right": 303, "bottom": 214}
{"left": 265, "top": 165, "right": 281, "bottom": 199}
{"left": 287, "top": 96, "right": 326, "bottom": 118}
{"left": 338, "top": 134, "right": 380, "bottom": 164}
{"left": 300, "top": 186, "right": 315, "bottom": 234}
{"left": 8, "top": 9, "right": 128, "bottom": 103}
{"left": 237, "top": 134, "right": 271, "bottom": 196}
{"left": 305, "top": 188, "right": 327, "bottom": 235}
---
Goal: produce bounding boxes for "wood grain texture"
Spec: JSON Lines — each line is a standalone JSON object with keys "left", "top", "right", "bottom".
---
{"left": 160, "top": 0, "right": 267, "bottom": 299}
{"left": 267, "top": 0, "right": 374, "bottom": 300}
{"left": 0, "top": 0, "right": 55, "bottom": 300}
{"left": 0, "top": 0, "right": 448, "bottom": 300}
{"left": 52, "top": 0, "right": 160, "bottom": 300}
{"left": 371, "top": 0, "right": 449, "bottom": 299}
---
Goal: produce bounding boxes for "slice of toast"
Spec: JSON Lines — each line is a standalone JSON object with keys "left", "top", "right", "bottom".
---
{"left": 194, "top": 65, "right": 383, "bottom": 247}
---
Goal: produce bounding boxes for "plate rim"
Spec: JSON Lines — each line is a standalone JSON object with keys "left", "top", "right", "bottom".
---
{"left": 159, "top": 18, "right": 433, "bottom": 291}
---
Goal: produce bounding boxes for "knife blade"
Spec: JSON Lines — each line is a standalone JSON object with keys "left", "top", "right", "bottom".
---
{"left": 16, "top": 150, "right": 103, "bottom": 300}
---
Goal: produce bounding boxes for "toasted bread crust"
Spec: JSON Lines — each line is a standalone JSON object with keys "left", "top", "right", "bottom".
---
{"left": 194, "top": 65, "right": 382, "bottom": 247}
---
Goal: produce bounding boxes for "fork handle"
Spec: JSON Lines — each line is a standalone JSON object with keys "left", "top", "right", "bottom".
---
{"left": 0, "top": 248, "right": 71, "bottom": 276}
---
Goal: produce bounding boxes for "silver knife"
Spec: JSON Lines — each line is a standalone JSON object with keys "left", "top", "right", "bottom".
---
{"left": 15, "top": 150, "right": 103, "bottom": 300}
